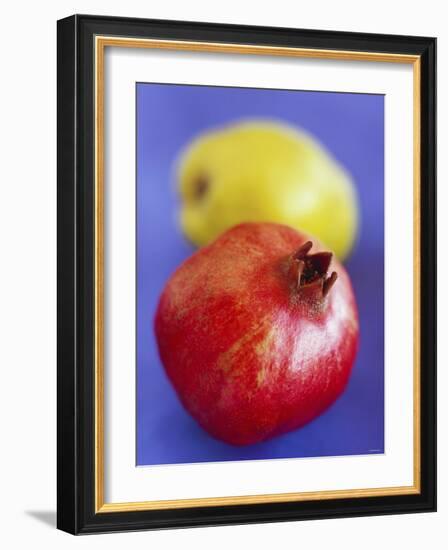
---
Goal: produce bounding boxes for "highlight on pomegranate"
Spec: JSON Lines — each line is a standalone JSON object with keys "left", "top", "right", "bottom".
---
{"left": 137, "top": 83, "right": 384, "bottom": 465}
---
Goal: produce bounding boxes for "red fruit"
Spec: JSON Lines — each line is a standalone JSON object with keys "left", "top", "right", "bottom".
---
{"left": 155, "top": 223, "right": 359, "bottom": 446}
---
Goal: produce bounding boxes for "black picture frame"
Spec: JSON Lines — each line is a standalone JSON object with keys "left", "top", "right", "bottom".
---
{"left": 57, "top": 14, "right": 436, "bottom": 534}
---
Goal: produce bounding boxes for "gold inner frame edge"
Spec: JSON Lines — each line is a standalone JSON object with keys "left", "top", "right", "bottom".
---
{"left": 94, "top": 35, "right": 421, "bottom": 513}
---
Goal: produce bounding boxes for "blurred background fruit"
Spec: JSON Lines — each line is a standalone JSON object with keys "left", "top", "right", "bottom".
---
{"left": 178, "top": 120, "right": 358, "bottom": 260}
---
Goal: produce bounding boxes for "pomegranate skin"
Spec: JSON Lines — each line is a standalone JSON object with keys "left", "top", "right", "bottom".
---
{"left": 155, "top": 222, "right": 359, "bottom": 446}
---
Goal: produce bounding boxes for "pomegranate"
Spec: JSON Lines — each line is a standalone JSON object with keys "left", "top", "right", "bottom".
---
{"left": 155, "top": 223, "right": 359, "bottom": 446}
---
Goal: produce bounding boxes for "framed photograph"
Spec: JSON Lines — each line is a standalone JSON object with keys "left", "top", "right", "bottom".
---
{"left": 57, "top": 14, "right": 436, "bottom": 534}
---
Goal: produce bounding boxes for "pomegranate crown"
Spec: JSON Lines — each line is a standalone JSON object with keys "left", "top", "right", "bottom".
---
{"left": 288, "top": 240, "right": 338, "bottom": 299}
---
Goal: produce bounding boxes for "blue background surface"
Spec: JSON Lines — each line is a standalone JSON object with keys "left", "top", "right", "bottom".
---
{"left": 136, "top": 83, "right": 384, "bottom": 466}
